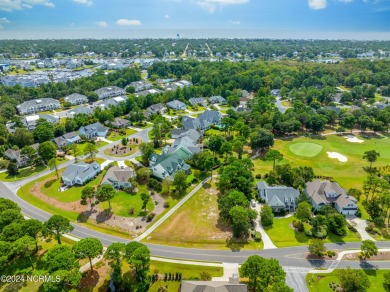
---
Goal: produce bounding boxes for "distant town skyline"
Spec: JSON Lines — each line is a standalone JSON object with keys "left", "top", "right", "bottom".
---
{"left": 0, "top": 0, "right": 389, "bottom": 39}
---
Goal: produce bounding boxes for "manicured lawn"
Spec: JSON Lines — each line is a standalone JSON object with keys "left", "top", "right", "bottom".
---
{"left": 254, "top": 133, "right": 390, "bottom": 190}
{"left": 144, "top": 183, "right": 263, "bottom": 250}
{"left": 0, "top": 158, "right": 68, "bottom": 182}
{"left": 99, "top": 185, "right": 155, "bottom": 217}
{"left": 148, "top": 260, "right": 223, "bottom": 292}
{"left": 107, "top": 128, "right": 137, "bottom": 141}
{"left": 40, "top": 170, "right": 105, "bottom": 203}
{"left": 264, "top": 216, "right": 360, "bottom": 247}
{"left": 289, "top": 142, "right": 324, "bottom": 157}
{"left": 78, "top": 140, "right": 108, "bottom": 154}
{"left": 0, "top": 165, "right": 47, "bottom": 182}
{"left": 306, "top": 269, "right": 390, "bottom": 292}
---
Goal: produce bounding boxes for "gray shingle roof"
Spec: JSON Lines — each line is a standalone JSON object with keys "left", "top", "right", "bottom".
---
{"left": 62, "top": 161, "right": 100, "bottom": 182}
{"left": 101, "top": 166, "right": 135, "bottom": 185}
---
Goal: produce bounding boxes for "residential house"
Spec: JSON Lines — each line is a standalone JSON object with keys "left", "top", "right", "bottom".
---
{"left": 189, "top": 97, "right": 207, "bottom": 107}
{"left": 78, "top": 122, "right": 109, "bottom": 139}
{"left": 97, "top": 96, "right": 126, "bottom": 110}
{"left": 94, "top": 86, "right": 125, "bottom": 99}
{"left": 171, "top": 128, "right": 201, "bottom": 142}
{"left": 209, "top": 96, "right": 227, "bottom": 104}
{"left": 17, "top": 98, "right": 61, "bottom": 115}
{"left": 64, "top": 93, "right": 88, "bottom": 105}
{"left": 166, "top": 100, "right": 187, "bottom": 110}
{"left": 66, "top": 106, "right": 93, "bottom": 117}
{"left": 23, "top": 114, "right": 59, "bottom": 131}
{"left": 149, "top": 147, "right": 193, "bottom": 179}
{"left": 257, "top": 181, "right": 300, "bottom": 212}
{"left": 144, "top": 103, "right": 165, "bottom": 118}
{"left": 128, "top": 81, "right": 153, "bottom": 92}
{"left": 4, "top": 143, "right": 39, "bottom": 168}
{"left": 101, "top": 166, "right": 135, "bottom": 189}
{"left": 182, "top": 116, "right": 209, "bottom": 131}
{"left": 271, "top": 89, "right": 280, "bottom": 96}
{"left": 164, "top": 136, "right": 200, "bottom": 155}
{"left": 107, "top": 117, "right": 131, "bottom": 128}
{"left": 163, "top": 80, "right": 192, "bottom": 91}
{"left": 53, "top": 131, "right": 81, "bottom": 149}
{"left": 199, "top": 110, "right": 222, "bottom": 125}
{"left": 305, "top": 180, "right": 358, "bottom": 215}
{"left": 135, "top": 89, "right": 163, "bottom": 97}
{"left": 62, "top": 162, "right": 101, "bottom": 186}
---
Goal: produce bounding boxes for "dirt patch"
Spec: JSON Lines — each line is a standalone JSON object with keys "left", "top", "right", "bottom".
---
{"left": 79, "top": 260, "right": 111, "bottom": 291}
{"left": 28, "top": 176, "right": 166, "bottom": 237}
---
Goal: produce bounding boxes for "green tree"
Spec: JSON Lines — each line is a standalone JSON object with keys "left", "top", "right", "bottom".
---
{"left": 22, "top": 219, "right": 43, "bottom": 251}
{"left": 250, "top": 128, "right": 274, "bottom": 151}
{"left": 73, "top": 238, "right": 103, "bottom": 271}
{"left": 83, "top": 142, "right": 98, "bottom": 162}
{"left": 295, "top": 201, "right": 312, "bottom": 222}
{"left": 128, "top": 245, "right": 151, "bottom": 278}
{"left": 33, "top": 119, "right": 55, "bottom": 143}
{"left": 48, "top": 157, "right": 59, "bottom": 180}
{"left": 0, "top": 209, "right": 24, "bottom": 230}
{"left": 260, "top": 204, "right": 274, "bottom": 227}
{"left": 42, "top": 269, "right": 82, "bottom": 292}
{"left": 140, "top": 193, "right": 150, "bottom": 213}
{"left": 264, "top": 149, "right": 284, "bottom": 171}
{"left": 229, "top": 206, "right": 256, "bottom": 238}
{"left": 43, "top": 245, "right": 79, "bottom": 272}
{"left": 233, "top": 139, "right": 245, "bottom": 159}
{"left": 360, "top": 240, "right": 378, "bottom": 259}
{"left": 161, "top": 177, "right": 173, "bottom": 196}
{"left": 338, "top": 267, "right": 370, "bottom": 292}
{"left": 44, "top": 215, "right": 74, "bottom": 244}
{"left": 12, "top": 235, "right": 36, "bottom": 269}
{"left": 308, "top": 239, "right": 326, "bottom": 256}
{"left": 218, "top": 190, "right": 249, "bottom": 219}
{"left": 96, "top": 184, "right": 116, "bottom": 209}
{"left": 139, "top": 142, "right": 155, "bottom": 165}
{"left": 80, "top": 186, "right": 96, "bottom": 210}
{"left": 363, "top": 150, "right": 380, "bottom": 170}
{"left": 69, "top": 143, "right": 80, "bottom": 162}
{"left": 38, "top": 141, "right": 57, "bottom": 163}
{"left": 173, "top": 170, "right": 188, "bottom": 196}
{"left": 208, "top": 135, "right": 225, "bottom": 156}
{"left": 21, "top": 146, "right": 39, "bottom": 169}
{"left": 121, "top": 137, "right": 127, "bottom": 146}
{"left": 7, "top": 162, "right": 18, "bottom": 176}
{"left": 104, "top": 242, "right": 126, "bottom": 270}
{"left": 383, "top": 271, "right": 390, "bottom": 291}
{"left": 240, "top": 255, "right": 291, "bottom": 292}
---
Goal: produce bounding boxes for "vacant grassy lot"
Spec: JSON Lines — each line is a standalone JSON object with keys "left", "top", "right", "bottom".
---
{"left": 107, "top": 128, "right": 137, "bottom": 141}
{"left": 144, "top": 183, "right": 263, "bottom": 250}
{"left": 148, "top": 260, "right": 223, "bottom": 292}
{"left": 264, "top": 216, "right": 360, "bottom": 247}
{"left": 99, "top": 185, "right": 154, "bottom": 217}
{"left": 306, "top": 269, "right": 390, "bottom": 292}
{"left": 254, "top": 133, "right": 390, "bottom": 190}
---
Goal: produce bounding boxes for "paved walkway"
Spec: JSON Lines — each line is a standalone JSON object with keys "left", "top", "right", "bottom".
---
{"left": 96, "top": 137, "right": 113, "bottom": 143}
{"left": 100, "top": 159, "right": 113, "bottom": 169}
{"left": 212, "top": 263, "right": 239, "bottom": 281}
{"left": 117, "top": 160, "right": 126, "bottom": 168}
{"left": 252, "top": 204, "right": 277, "bottom": 249}
{"left": 348, "top": 217, "right": 376, "bottom": 241}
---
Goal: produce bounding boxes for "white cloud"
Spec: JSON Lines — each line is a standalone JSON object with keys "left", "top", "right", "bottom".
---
{"left": 95, "top": 21, "right": 108, "bottom": 27}
{"left": 195, "top": 0, "right": 249, "bottom": 13}
{"left": 337, "top": 0, "right": 353, "bottom": 2}
{"left": 0, "top": 18, "right": 10, "bottom": 24}
{"left": 0, "top": 0, "right": 55, "bottom": 11}
{"left": 229, "top": 20, "right": 241, "bottom": 25}
{"left": 116, "top": 19, "right": 142, "bottom": 26}
{"left": 308, "top": 0, "right": 327, "bottom": 9}
{"left": 72, "top": 0, "right": 94, "bottom": 6}
{"left": 164, "top": 14, "right": 170, "bottom": 19}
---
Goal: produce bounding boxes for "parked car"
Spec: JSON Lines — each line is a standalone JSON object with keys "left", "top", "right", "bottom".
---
{"left": 251, "top": 199, "right": 256, "bottom": 208}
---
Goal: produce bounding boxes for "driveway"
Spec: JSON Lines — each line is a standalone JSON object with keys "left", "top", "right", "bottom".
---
{"left": 348, "top": 217, "right": 376, "bottom": 241}
{"left": 252, "top": 203, "right": 277, "bottom": 249}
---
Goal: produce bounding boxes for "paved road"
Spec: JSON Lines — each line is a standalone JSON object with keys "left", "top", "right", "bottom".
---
{"left": 275, "top": 96, "right": 289, "bottom": 113}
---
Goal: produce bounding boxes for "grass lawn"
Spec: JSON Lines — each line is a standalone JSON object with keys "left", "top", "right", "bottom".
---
{"left": 264, "top": 216, "right": 360, "bottom": 247}
{"left": 107, "top": 128, "right": 137, "bottom": 141}
{"left": 254, "top": 133, "right": 390, "bottom": 190}
{"left": 39, "top": 169, "right": 105, "bottom": 203}
{"left": 289, "top": 142, "right": 324, "bottom": 157}
{"left": 99, "top": 185, "right": 155, "bottom": 217}
{"left": 306, "top": 269, "right": 390, "bottom": 292}
{"left": 148, "top": 260, "right": 223, "bottom": 292}
{"left": 144, "top": 182, "right": 263, "bottom": 250}
{"left": 78, "top": 141, "right": 108, "bottom": 154}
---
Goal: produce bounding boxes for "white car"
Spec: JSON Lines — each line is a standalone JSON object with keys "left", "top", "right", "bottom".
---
{"left": 251, "top": 199, "right": 256, "bottom": 208}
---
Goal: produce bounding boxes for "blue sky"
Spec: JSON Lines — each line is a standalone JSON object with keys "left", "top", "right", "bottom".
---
{"left": 0, "top": 0, "right": 389, "bottom": 38}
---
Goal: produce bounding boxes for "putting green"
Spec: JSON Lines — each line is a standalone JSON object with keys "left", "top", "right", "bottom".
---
{"left": 289, "top": 143, "right": 323, "bottom": 157}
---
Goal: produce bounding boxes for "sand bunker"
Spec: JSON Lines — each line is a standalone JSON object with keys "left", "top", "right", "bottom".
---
{"left": 344, "top": 135, "right": 364, "bottom": 143}
{"left": 327, "top": 151, "right": 348, "bottom": 162}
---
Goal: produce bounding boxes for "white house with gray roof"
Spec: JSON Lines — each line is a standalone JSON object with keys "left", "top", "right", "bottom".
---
{"left": 17, "top": 98, "right": 60, "bottom": 115}
{"left": 257, "top": 181, "right": 300, "bottom": 212}
{"left": 97, "top": 96, "right": 126, "bottom": 110}
{"left": 128, "top": 81, "right": 153, "bottom": 92}
{"left": 62, "top": 162, "right": 101, "bottom": 186}
{"left": 209, "top": 96, "right": 226, "bottom": 104}
{"left": 101, "top": 166, "right": 135, "bottom": 189}
{"left": 64, "top": 93, "right": 88, "bottom": 105}
{"left": 23, "top": 114, "right": 59, "bottom": 130}
{"left": 166, "top": 100, "right": 187, "bottom": 110}
{"left": 53, "top": 131, "right": 81, "bottom": 149}
{"left": 66, "top": 106, "right": 93, "bottom": 117}
{"left": 305, "top": 180, "right": 357, "bottom": 215}
{"left": 94, "top": 86, "right": 125, "bottom": 99}
{"left": 189, "top": 97, "right": 207, "bottom": 107}
{"left": 78, "top": 122, "right": 108, "bottom": 139}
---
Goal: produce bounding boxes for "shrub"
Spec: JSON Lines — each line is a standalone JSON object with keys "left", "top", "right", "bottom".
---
{"left": 365, "top": 222, "right": 375, "bottom": 233}
{"left": 148, "top": 178, "right": 162, "bottom": 192}
{"left": 292, "top": 220, "right": 304, "bottom": 232}
{"left": 128, "top": 208, "right": 135, "bottom": 215}
{"left": 255, "top": 174, "right": 262, "bottom": 179}
{"left": 254, "top": 231, "right": 262, "bottom": 242}
{"left": 163, "top": 202, "right": 170, "bottom": 208}
{"left": 146, "top": 213, "right": 156, "bottom": 222}
{"left": 304, "top": 229, "right": 313, "bottom": 237}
